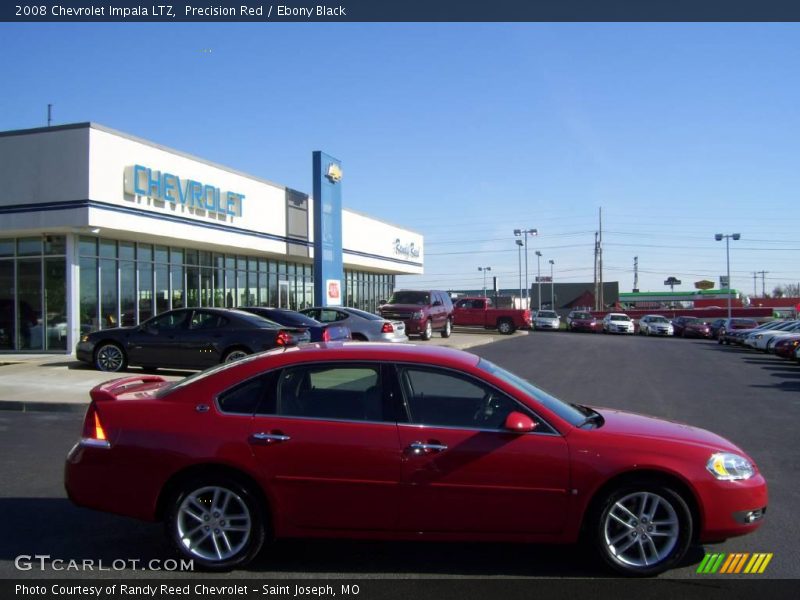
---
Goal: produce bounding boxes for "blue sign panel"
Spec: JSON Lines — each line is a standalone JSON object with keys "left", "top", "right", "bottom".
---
{"left": 313, "top": 151, "right": 344, "bottom": 307}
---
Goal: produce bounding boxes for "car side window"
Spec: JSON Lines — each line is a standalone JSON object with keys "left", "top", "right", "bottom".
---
{"left": 399, "top": 367, "right": 526, "bottom": 430}
{"left": 190, "top": 311, "right": 228, "bottom": 330}
{"left": 274, "top": 364, "right": 388, "bottom": 422}
{"left": 218, "top": 371, "right": 279, "bottom": 415}
{"left": 317, "top": 309, "right": 340, "bottom": 323}
{"left": 455, "top": 299, "right": 471, "bottom": 309}
{"left": 148, "top": 310, "right": 189, "bottom": 331}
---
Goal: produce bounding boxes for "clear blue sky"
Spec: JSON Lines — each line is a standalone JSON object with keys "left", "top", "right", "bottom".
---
{"left": 2, "top": 23, "right": 798, "bottom": 296}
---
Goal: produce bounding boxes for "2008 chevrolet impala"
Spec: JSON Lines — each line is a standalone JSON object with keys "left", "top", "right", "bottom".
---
{"left": 65, "top": 343, "right": 766, "bottom": 576}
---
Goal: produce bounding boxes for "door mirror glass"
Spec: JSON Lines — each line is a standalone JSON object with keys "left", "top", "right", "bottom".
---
{"left": 504, "top": 411, "right": 537, "bottom": 433}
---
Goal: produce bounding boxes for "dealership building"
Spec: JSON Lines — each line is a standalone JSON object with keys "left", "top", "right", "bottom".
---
{"left": 0, "top": 123, "right": 423, "bottom": 353}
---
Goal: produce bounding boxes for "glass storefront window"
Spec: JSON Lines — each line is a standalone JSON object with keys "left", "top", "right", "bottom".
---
{"left": 17, "top": 237, "right": 42, "bottom": 256}
{"left": 100, "top": 259, "right": 118, "bottom": 328}
{"left": 120, "top": 261, "right": 136, "bottom": 326}
{"left": 0, "top": 261, "right": 14, "bottom": 349}
{"left": 119, "top": 241, "right": 135, "bottom": 261}
{"left": 155, "top": 264, "right": 169, "bottom": 315}
{"left": 138, "top": 244, "right": 153, "bottom": 263}
{"left": 44, "top": 236, "right": 66, "bottom": 255}
{"left": 99, "top": 239, "right": 117, "bottom": 259}
{"left": 155, "top": 245, "right": 169, "bottom": 264}
{"left": 138, "top": 261, "right": 154, "bottom": 322}
{"left": 79, "top": 237, "right": 97, "bottom": 257}
{"left": 186, "top": 266, "right": 200, "bottom": 307}
{"left": 80, "top": 257, "right": 98, "bottom": 333}
{"left": 44, "top": 257, "right": 67, "bottom": 350}
{"left": 17, "top": 259, "right": 43, "bottom": 349}
{"left": 200, "top": 268, "right": 213, "bottom": 306}
{"left": 171, "top": 265, "right": 185, "bottom": 309}
{"left": 0, "top": 240, "right": 14, "bottom": 257}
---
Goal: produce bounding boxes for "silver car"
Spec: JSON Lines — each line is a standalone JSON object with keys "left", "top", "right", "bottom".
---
{"left": 301, "top": 307, "right": 409, "bottom": 343}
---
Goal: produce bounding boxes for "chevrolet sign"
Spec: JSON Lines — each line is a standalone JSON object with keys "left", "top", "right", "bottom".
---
{"left": 326, "top": 163, "right": 342, "bottom": 183}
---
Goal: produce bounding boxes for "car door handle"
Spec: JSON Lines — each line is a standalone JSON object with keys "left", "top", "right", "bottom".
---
{"left": 249, "top": 432, "right": 291, "bottom": 445}
{"left": 407, "top": 441, "right": 448, "bottom": 455}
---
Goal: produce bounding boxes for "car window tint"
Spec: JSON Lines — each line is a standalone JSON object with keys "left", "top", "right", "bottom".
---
{"left": 148, "top": 311, "right": 189, "bottom": 331}
{"left": 275, "top": 365, "right": 386, "bottom": 422}
{"left": 219, "top": 371, "right": 278, "bottom": 415}
{"left": 400, "top": 367, "right": 522, "bottom": 430}
{"left": 190, "top": 311, "right": 227, "bottom": 330}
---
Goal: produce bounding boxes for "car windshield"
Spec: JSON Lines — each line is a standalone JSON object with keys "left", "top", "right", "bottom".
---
{"left": 387, "top": 291, "right": 430, "bottom": 305}
{"left": 538, "top": 311, "right": 557, "bottom": 318}
{"left": 253, "top": 309, "right": 320, "bottom": 327}
{"left": 649, "top": 316, "right": 669, "bottom": 323}
{"left": 477, "top": 359, "right": 586, "bottom": 427}
{"left": 610, "top": 315, "right": 630, "bottom": 321}
{"left": 572, "top": 312, "right": 592, "bottom": 319}
{"left": 344, "top": 307, "right": 383, "bottom": 321}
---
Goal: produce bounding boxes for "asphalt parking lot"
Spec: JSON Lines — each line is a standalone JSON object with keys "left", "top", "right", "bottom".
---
{"left": 0, "top": 331, "right": 797, "bottom": 580}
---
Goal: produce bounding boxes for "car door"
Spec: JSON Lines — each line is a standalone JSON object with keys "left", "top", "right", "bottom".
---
{"left": 394, "top": 365, "right": 571, "bottom": 535}
{"left": 248, "top": 362, "right": 402, "bottom": 532}
{"left": 454, "top": 298, "right": 483, "bottom": 326}
{"left": 126, "top": 309, "right": 191, "bottom": 367}
{"left": 181, "top": 310, "right": 230, "bottom": 368}
{"left": 431, "top": 292, "right": 447, "bottom": 329}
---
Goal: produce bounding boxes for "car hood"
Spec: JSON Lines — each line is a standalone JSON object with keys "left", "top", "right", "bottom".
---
{"left": 591, "top": 407, "right": 741, "bottom": 452}
{"left": 89, "top": 326, "right": 134, "bottom": 337}
{"left": 380, "top": 304, "right": 427, "bottom": 312}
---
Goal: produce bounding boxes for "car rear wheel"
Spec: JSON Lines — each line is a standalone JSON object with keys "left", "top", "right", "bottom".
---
{"left": 165, "top": 477, "right": 265, "bottom": 571}
{"left": 594, "top": 484, "right": 692, "bottom": 577}
{"left": 222, "top": 348, "right": 250, "bottom": 363}
{"left": 441, "top": 318, "right": 452, "bottom": 338}
{"left": 94, "top": 343, "right": 127, "bottom": 372}
{"left": 420, "top": 319, "right": 433, "bottom": 341}
{"left": 497, "top": 319, "right": 515, "bottom": 335}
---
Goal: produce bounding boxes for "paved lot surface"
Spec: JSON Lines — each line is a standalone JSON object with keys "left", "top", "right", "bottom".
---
{"left": 0, "top": 331, "right": 797, "bottom": 580}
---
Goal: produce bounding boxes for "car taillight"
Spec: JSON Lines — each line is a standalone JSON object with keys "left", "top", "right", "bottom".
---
{"left": 381, "top": 322, "right": 394, "bottom": 333}
{"left": 80, "top": 404, "right": 110, "bottom": 448}
{"left": 322, "top": 328, "right": 330, "bottom": 342}
{"left": 275, "top": 331, "right": 290, "bottom": 346}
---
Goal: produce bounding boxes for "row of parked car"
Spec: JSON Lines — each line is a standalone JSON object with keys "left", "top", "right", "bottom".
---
{"left": 718, "top": 317, "right": 800, "bottom": 362}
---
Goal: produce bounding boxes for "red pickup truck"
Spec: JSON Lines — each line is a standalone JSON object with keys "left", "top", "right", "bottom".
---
{"left": 452, "top": 297, "right": 532, "bottom": 334}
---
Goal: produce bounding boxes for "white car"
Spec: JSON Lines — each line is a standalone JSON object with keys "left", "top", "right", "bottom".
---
{"left": 638, "top": 314, "right": 674, "bottom": 336}
{"left": 760, "top": 321, "right": 800, "bottom": 352}
{"left": 533, "top": 310, "right": 561, "bottom": 330}
{"left": 603, "top": 313, "right": 634, "bottom": 334}
{"left": 745, "top": 320, "right": 800, "bottom": 350}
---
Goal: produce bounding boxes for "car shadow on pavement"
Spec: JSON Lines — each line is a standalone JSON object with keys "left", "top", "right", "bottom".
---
{"left": 0, "top": 498, "right": 709, "bottom": 578}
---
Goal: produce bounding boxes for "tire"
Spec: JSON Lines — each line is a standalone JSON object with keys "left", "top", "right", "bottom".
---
{"left": 441, "top": 318, "right": 452, "bottom": 338}
{"left": 420, "top": 319, "right": 433, "bottom": 341}
{"left": 222, "top": 348, "right": 251, "bottom": 363}
{"left": 165, "top": 476, "right": 265, "bottom": 571}
{"left": 718, "top": 329, "right": 726, "bottom": 345}
{"left": 497, "top": 319, "right": 515, "bottom": 335}
{"left": 593, "top": 483, "right": 693, "bottom": 577}
{"left": 94, "top": 342, "right": 127, "bottom": 372}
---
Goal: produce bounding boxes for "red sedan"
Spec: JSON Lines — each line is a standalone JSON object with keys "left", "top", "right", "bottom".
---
{"left": 65, "top": 343, "right": 767, "bottom": 576}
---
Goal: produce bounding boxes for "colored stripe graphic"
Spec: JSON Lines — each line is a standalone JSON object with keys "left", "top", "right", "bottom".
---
{"left": 699, "top": 552, "right": 773, "bottom": 574}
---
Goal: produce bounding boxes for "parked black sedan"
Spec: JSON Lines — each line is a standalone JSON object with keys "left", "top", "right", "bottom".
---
{"left": 76, "top": 308, "right": 310, "bottom": 372}
{"left": 241, "top": 307, "right": 351, "bottom": 342}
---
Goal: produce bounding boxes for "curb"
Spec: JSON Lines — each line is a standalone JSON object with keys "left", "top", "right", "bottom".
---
{"left": 0, "top": 400, "right": 87, "bottom": 413}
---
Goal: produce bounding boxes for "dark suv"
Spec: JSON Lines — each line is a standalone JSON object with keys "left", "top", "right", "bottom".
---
{"left": 379, "top": 290, "right": 454, "bottom": 340}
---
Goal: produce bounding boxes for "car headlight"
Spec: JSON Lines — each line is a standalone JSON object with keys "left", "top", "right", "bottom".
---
{"left": 707, "top": 452, "right": 755, "bottom": 481}
{"left": 412, "top": 311, "right": 423, "bottom": 319}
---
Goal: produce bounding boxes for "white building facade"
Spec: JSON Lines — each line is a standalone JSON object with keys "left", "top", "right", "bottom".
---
{"left": 0, "top": 123, "right": 423, "bottom": 353}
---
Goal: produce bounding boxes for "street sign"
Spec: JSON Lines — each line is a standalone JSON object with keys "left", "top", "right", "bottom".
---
{"left": 720, "top": 276, "right": 730, "bottom": 288}
{"left": 664, "top": 277, "right": 681, "bottom": 286}
{"left": 694, "top": 280, "right": 714, "bottom": 290}
{"left": 536, "top": 276, "right": 552, "bottom": 283}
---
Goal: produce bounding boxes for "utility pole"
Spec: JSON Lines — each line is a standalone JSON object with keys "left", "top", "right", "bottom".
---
{"left": 633, "top": 256, "right": 639, "bottom": 292}
{"left": 753, "top": 272, "right": 758, "bottom": 297}
{"left": 758, "top": 270, "right": 768, "bottom": 297}
{"left": 47, "top": 104, "right": 52, "bottom": 127}
{"left": 593, "top": 232, "right": 599, "bottom": 310}
{"left": 598, "top": 207, "right": 604, "bottom": 309}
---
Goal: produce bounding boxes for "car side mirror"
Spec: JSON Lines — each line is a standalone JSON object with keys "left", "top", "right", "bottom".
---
{"left": 503, "top": 411, "right": 537, "bottom": 433}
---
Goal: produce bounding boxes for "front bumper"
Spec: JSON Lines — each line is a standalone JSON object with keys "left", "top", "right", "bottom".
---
{"left": 75, "top": 342, "right": 95, "bottom": 363}
{"left": 695, "top": 474, "right": 768, "bottom": 542}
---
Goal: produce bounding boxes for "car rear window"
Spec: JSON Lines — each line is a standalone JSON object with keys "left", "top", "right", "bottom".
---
{"left": 538, "top": 311, "right": 557, "bottom": 318}
{"left": 345, "top": 307, "right": 383, "bottom": 321}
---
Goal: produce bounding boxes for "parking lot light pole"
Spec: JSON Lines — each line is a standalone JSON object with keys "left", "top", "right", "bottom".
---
{"left": 514, "top": 228, "right": 538, "bottom": 309}
{"left": 535, "top": 251, "right": 543, "bottom": 311}
{"left": 715, "top": 233, "right": 741, "bottom": 320}
{"left": 549, "top": 259, "right": 555, "bottom": 309}
{"left": 478, "top": 266, "right": 491, "bottom": 297}
{"left": 515, "top": 239, "right": 523, "bottom": 309}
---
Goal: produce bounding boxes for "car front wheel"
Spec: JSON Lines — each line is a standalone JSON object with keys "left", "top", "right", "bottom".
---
{"left": 594, "top": 484, "right": 692, "bottom": 577}
{"left": 94, "top": 343, "right": 127, "bottom": 372}
{"left": 165, "top": 477, "right": 265, "bottom": 571}
{"left": 497, "top": 319, "right": 515, "bottom": 335}
{"left": 420, "top": 319, "right": 433, "bottom": 341}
